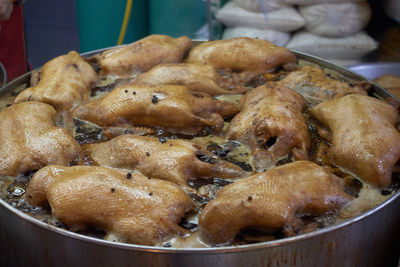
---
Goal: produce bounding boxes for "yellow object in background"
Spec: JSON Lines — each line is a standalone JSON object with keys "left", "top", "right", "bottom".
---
{"left": 117, "top": 0, "right": 133, "bottom": 45}
{"left": 75, "top": 0, "right": 148, "bottom": 52}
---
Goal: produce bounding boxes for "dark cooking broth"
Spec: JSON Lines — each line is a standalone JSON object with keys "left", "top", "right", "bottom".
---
{"left": 0, "top": 62, "right": 397, "bottom": 248}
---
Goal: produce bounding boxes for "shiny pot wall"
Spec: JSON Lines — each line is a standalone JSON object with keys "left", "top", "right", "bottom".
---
{"left": 1, "top": 193, "right": 399, "bottom": 267}
{"left": 0, "top": 51, "right": 399, "bottom": 267}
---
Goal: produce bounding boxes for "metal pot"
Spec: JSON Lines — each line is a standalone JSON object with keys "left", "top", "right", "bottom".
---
{"left": 0, "top": 50, "right": 399, "bottom": 267}
{"left": 348, "top": 62, "right": 400, "bottom": 80}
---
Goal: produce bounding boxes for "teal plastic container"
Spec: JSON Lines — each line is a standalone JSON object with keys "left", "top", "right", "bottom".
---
{"left": 75, "top": 0, "right": 149, "bottom": 52}
{"left": 149, "top": 0, "right": 207, "bottom": 39}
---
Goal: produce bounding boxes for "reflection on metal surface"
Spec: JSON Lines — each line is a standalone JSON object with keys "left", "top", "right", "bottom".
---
{"left": 348, "top": 62, "right": 400, "bottom": 80}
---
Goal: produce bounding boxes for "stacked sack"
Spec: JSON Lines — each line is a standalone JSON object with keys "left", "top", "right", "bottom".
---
{"left": 216, "top": 0, "right": 305, "bottom": 46}
{"left": 286, "top": 0, "right": 377, "bottom": 65}
{"left": 216, "top": 0, "right": 378, "bottom": 65}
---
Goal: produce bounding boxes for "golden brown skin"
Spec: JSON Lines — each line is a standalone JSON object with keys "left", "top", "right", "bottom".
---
{"left": 277, "top": 66, "right": 368, "bottom": 104}
{"left": 134, "top": 63, "right": 244, "bottom": 96}
{"left": 14, "top": 51, "right": 97, "bottom": 111}
{"left": 95, "top": 35, "right": 192, "bottom": 77}
{"left": 26, "top": 165, "right": 196, "bottom": 246}
{"left": 374, "top": 75, "right": 400, "bottom": 89}
{"left": 0, "top": 102, "right": 82, "bottom": 176}
{"left": 73, "top": 84, "right": 239, "bottom": 135}
{"left": 199, "top": 161, "right": 352, "bottom": 245}
{"left": 102, "top": 126, "right": 155, "bottom": 139}
{"left": 185, "top": 37, "right": 296, "bottom": 74}
{"left": 225, "top": 83, "right": 310, "bottom": 171}
{"left": 374, "top": 75, "right": 400, "bottom": 99}
{"left": 90, "top": 135, "right": 247, "bottom": 187}
{"left": 311, "top": 94, "right": 400, "bottom": 188}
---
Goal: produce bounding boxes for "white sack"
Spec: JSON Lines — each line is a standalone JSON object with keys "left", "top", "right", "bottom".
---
{"left": 284, "top": 0, "right": 363, "bottom": 5}
{"left": 216, "top": 1, "right": 305, "bottom": 32}
{"left": 299, "top": 2, "right": 371, "bottom": 38}
{"left": 233, "top": 0, "right": 289, "bottom": 13}
{"left": 222, "top": 27, "right": 291, "bottom": 46}
{"left": 286, "top": 31, "right": 378, "bottom": 60}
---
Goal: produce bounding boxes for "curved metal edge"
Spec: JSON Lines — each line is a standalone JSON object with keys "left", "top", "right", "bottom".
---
{"left": 0, "top": 72, "right": 30, "bottom": 97}
{"left": 0, "top": 62, "right": 7, "bottom": 88}
{"left": 0, "top": 49, "right": 400, "bottom": 255}
{"left": 347, "top": 62, "right": 400, "bottom": 79}
{"left": 1, "top": 189, "right": 399, "bottom": 255}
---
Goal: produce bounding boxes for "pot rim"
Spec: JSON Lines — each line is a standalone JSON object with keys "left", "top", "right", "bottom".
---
{"left": 347, "top": 62, "right": 400, "bottom": 80}
{"left": 0, "top": 48, "right": 399, "bottom": 254}
{"left": 0, "top": 62, "right": 6, "bottom": 88}
{"left": 1, "top": 190, "right": 398, "bottom": 254}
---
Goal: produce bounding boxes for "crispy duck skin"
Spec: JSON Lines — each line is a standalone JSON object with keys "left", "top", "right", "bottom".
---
{"left": 225, "top": 83, "right": 310, "bottom": 171}
{"left": 199, "top": 161, "right": 352, "bottom": 245}
{"left": 277, "top": 66, "right": 368, "bottom": 104}
{"left": 94, "top": 34, "right": 192, "bottom": 77}
{"left": 90, "top": 135, "right": 247, "bottom": 187}
{"left": 14, "top": 51, "right": 97, "bottom": 111}
{"left": 311, "top": 94, "right": 400, "bottom": 188}
{"left": 26, "top": 165, "right": 196, "bottom": 246}
{"left": 184, "top": 37, "right": 296, "bottom": 74}
{"left": 0, "top": 102, "right": 82, "bottom": 176}
{"left": 72, "top": 84, "right": 239, "bottom": 135}
{"left": 133, "top": 63, "right": 246, "bottom": 95}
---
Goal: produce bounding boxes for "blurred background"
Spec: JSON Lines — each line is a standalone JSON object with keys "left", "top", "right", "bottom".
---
{"left": 13, "top": 0, "right": 400, "bottom": 69}
{"left": 23, "top": 0, "right": 208, "bottom": 68}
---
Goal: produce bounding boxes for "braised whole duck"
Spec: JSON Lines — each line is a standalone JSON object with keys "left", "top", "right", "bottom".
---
{"left": 0, "top": 35, "right": 397, "bottom": 249}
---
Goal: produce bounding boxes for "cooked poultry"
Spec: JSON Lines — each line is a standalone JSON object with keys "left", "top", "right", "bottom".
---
{"left": 133, "top": 63, "right": 246, "bottom": 95}
{"left": 225, "top": 83, "right": 310, "bottom": 171}
{"left": 199, "top": 161, "right": 352, "bottom": 245}
{"left": 73, "top": 84, "right": 239, "bottom": 135}
{"left": 278, "top": 66, "right": 368, "bottom": 104}
{"left": 14, "top": 51, "right": 97, "bottom": 111}
{"left": 0, "top": 102, "right": 82, "bottom": 176}
{"left": 90, "top": 135, "right": 247, "bottom": 187}
{"left": 184, "top": 37, "right": 296, "bottom": 74}
{"left": 374, "top": 75, "right": 400, "bottom": 89}
{"left": 311, "top": 94, "right": 400, "bottom": 188}
{"left": 102, "top": 125, "right": 155, "bottom": 139}
{"left": 94, "top": 34, "right": 192, "bottom": 77}
{"left": 374, "top": 75, "right": 400, "bottom": 99}
{"left": 26, "top": 165, "right": 196, "bottom": 246}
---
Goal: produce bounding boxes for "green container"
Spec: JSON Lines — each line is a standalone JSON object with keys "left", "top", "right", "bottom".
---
{"left": 75, "top": 0, "right": 149, "bottom": 52}
{"left": 149, "top": 0, "right": 207, "bottom": 39}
